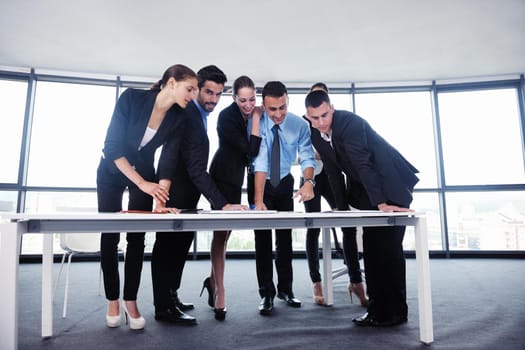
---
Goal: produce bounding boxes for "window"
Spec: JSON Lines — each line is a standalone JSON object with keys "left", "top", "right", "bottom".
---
{"left": 438, "top": 88, "right": 524, "bottom": 185}
{"left": 27, "top": 81, "right": 116, "bottom": 187}
{"left": 2, "top": 70, "right": 523, "bottom": 256}
{"left": 446, "top": 191, "right": 525, "bottom": 251}
{"left": 0, "top": 191, "right": 17, "bottom": 212}
{"left": 0, "top": 79, "right": 27, "bottom": 183}
{"left": 354, "top": 91, "right": 438, "bottom": 188}
{"left": 403, "top": 192, "right": 443, "bottom": 250}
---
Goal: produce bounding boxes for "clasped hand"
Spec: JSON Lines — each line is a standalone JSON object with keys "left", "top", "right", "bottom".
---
{"left": 140, "top": 181, "right": 170, "bottom": 204}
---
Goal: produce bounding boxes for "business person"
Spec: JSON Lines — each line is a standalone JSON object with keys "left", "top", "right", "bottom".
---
{"left": 97, "top": 64, "right": 198, "bottom": 330}
{"left": 252, "top": 81, "right": 316, "bottom": 315}
{"left": 305, "top": 90, "right": 419, "bottom": 327}
{"left": 301, "top": 83, "right": 367, "bottom": 307}
{"left": 201, "top": 75, "right": 262, "bottom": 320}
{"left": 152, "top": 65, "right": 246, "bottom": 324}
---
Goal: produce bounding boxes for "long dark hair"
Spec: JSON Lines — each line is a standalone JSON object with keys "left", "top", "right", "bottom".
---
{"left": 233, "top": 75, "right": 255, "bottom": 96}
{"left": 150, "top": 64, "right": 197, "bottom": 91}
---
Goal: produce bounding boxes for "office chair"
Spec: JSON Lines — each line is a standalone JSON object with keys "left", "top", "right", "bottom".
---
{"left": 53, "top": 232, "right": 126, "bottom": 318}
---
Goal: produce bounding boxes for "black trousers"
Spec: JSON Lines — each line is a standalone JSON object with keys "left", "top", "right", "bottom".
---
{"left": 363, "top": 225, "right": 407, "bottom": 319}
{"left": 97, "top": 161, "right": 152, "bottom": 301}
{"left": 151, "top": 232, "right": 194, "bottom": 310}
{"left": 348, "top": 181, "right": 408, "bottom": 320}
{"left": 254, "top": 174, "right": 295, "bottom": 298}
{"left": 151, "top": 180, "right": 199, "bottom": 311}
{"left": 302, "top": 169, "right": 362, "bottom": 284}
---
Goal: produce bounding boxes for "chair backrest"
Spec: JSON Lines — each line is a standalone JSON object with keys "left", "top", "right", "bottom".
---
{"left": 59, "top": 232, "right": 127, "bottom": 254}
{"left": 60, "top": 233, "right": 101, "bottom": 254}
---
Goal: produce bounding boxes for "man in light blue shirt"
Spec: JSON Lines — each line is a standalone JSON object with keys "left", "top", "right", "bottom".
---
{"left": 252, "top": 81, "right": 316, "bottom": 315}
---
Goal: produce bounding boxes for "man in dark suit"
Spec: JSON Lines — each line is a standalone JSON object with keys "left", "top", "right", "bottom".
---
{"left": 305, "top": 90, "right": 419, "bottom": 327}
{"left": 152, "top": 65, "right": 245, "bottom": 325}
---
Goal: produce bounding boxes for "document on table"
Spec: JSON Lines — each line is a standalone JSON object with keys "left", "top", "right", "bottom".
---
{"left": 200, "top": 210, "right": 278, "bottom": 214}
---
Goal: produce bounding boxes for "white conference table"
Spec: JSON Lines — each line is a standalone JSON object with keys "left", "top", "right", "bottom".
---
{"left": 0, "top": 211, "right": 433, "bottom": 348}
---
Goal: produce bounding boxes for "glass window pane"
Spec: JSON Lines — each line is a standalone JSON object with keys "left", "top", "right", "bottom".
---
{"left": 287, "top": 93, "right": 308, "bottom": 117}
{"left": 27, "top": 82, "right": 116, "bottom": 187}
{"left": 446, "top": 191, "right": 525, "bottom": 251}
{"left": 0, "top": 191, "right": 17, "bottom": 212}
{"left": 329, "top": 93, "right": 353, "bottom": 112}
{"left": 438, "top": 88, "right": 525, "bottom": 185}
{"left": 0, "top": 79, "right": 27, "bottom": 183}
{"left": 403, "top": 192, "right": 443, "bottom": 250}
{"left": 354, "top": 91, "right": 437, "bottom": 188}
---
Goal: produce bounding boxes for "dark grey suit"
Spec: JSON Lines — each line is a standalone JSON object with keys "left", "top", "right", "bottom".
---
{"left": 152, "top": 100, "right": 228, "bottom": 311}
{"left": 311, "top": 109, "right": 419, "bottom": 321}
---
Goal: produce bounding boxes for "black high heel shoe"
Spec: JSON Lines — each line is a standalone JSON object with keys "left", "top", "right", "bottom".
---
{"left": 200, "top": 277, "right": 214, "bottom": 308}
{"left": 214, "top": 307, "right": 227, "bottom": 321}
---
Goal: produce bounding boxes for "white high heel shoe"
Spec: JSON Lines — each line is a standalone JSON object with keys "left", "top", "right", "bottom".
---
{"left": 121, "top": 301, "right": 146, "bottom": 330}
{"left": 106, "top": 302, "right": 121, "bottom": 328}
{"left": 106, "top": 314, "right": 121, "bottom": 328}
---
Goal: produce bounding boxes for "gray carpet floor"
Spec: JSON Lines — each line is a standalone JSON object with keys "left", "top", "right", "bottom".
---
{"left": 15, "top": 258, "right": 525, "bottom": 350}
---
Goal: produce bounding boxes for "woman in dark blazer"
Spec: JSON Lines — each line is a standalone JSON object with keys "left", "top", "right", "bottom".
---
{"left": 203, "top": 75, "right": 262, "bottom": 319}
{"left": 97, "top": 64, "right": 197, "bottom": 330}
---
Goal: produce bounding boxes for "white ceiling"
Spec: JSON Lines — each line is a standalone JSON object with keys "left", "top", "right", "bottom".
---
{"left": 1, "top": 0, "right": 524, "bottom": 86}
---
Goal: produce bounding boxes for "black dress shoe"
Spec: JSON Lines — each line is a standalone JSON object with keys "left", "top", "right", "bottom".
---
{"left": 352, "top": 312, "right": 407, "bottom": 327}
{"left": 258, "top": 296, "right": 274, "bottom": 315}
{"left": 277, "top": 292, "right": 302, "bottom": 307}
{"left": 175, "top": 299, "right": 194, "bottom": 311}
{"left": 154, "top": 307, "right": 197, "bottom": 325}
{"left": 169, "top": 289, "right": 195, "bottom": 311}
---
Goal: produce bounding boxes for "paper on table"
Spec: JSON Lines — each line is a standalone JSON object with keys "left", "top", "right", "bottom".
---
{"left": 121, "top": 209, "right": 203, "bottom": 214}
{"left": 200, "top": 210, "right": 278, "bottom": 214}
{"left": 325, "top": 210, "right": 380, "bottom": 213}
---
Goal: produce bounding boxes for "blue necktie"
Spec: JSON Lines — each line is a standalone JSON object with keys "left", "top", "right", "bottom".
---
{"left": 270, "top": 125, "right": 280, "bottom": 187}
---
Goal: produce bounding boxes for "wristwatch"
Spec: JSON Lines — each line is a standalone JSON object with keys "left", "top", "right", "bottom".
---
{"left": 304, "top": 178, "right": 316, "bottom": 187}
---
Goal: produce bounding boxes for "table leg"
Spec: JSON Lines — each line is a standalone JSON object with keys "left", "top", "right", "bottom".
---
{"left": 0, "top": 221, "right": 22, "bottom": 350}
{"left": 321, "top": 227, "right": 333, "bottom": 306}
{"left": 42, "top": 234, "right": 53, "bottom": 338}
{"left": 414, "top": 216, "right": 434, "bottom": 344}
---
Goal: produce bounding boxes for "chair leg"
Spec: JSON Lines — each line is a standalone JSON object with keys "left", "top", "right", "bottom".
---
{"left": 332, "top": 266, "right": 348, "bottom": 280}
{"left": 53, "top": 252, "right": 68, "bottom": 302}
{"left": 62, "top": 252, "right": 75, "bottom": 318}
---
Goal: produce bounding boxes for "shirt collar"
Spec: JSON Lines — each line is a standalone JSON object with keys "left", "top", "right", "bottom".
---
{"left": 265, "top": 111, "right": 286, "bottom": 129}
{"left": 194, "top": 99, "right": 209, "bottom": 118}
{"left": 320, "top": 130, "right": 332, "bottom": 143}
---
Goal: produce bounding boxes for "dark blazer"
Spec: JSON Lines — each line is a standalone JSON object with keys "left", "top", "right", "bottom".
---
{"left": 209, "top": 102, "right": 262, "bottom": 188}
{"left": 164, "top": 100, "right": 228, "bottom": 210}
{"left": 100, "top": 88, "right": 185, "bottom": 181}
{"left": 311, "top": 110, "right": 419, "bottom": 209}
